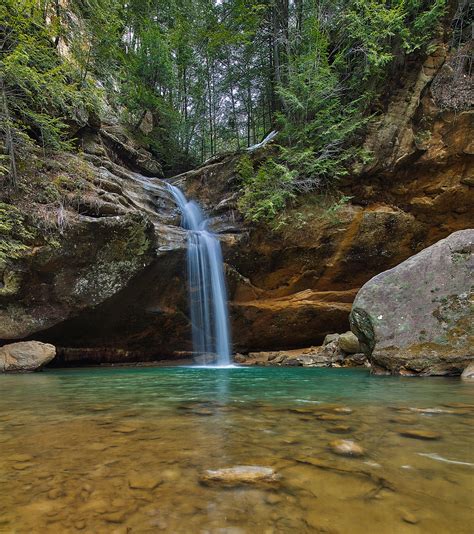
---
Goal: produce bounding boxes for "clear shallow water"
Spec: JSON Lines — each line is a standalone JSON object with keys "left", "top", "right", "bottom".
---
{"left": 1, "top": 367, "right": 473, "bottom": 533}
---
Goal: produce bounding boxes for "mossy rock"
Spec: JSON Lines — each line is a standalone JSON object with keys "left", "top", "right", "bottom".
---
{"left": 350, "top": 230, "right": 474, "bottom": 376}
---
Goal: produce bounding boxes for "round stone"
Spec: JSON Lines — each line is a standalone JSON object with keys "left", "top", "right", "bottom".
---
{"left": 329, "top": 439, "right": 365, "bottom": 457}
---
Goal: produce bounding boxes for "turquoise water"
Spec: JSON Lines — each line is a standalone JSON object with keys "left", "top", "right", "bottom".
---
{"left": 3, "top": 366, "right": 474, "bottom": 407}
{"left": 1, "top": 367, "right": 473, "bottom": 533}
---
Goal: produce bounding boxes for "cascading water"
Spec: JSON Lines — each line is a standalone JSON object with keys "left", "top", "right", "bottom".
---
{"left": 168, "top": 184, "right": 232, "bottom": 367}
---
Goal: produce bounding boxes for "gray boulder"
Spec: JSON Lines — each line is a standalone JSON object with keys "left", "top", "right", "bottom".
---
{"left": 350, "top": 229, "right": 473, "bottom": 376}
{"left": 0, "top": 341, "right": 56, "bottom": 372}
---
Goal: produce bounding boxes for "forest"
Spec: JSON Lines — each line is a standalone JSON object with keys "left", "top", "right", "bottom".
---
{"left": 3, "top": 0, "right": 468, "bottom": 224}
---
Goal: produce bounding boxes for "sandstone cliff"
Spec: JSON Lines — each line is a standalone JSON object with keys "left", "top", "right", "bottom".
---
{"left": 0, "top": 38, "right": 472, "bottom": 364}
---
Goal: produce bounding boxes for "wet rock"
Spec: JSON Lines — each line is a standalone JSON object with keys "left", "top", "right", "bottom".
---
{"left": 200, "top": 466, "right": 279, "bottom": 486}
{"left": 461, "top": 363, "right": 474, "bottom": 381}
{"left": 339, "top": 331, "right": 361, "bottom": 354}
{"left": 128, "top": 471, "right": 163, "bottom": 490}
{"left": 103, "top": 511, "right": 127, "bottom": 524}
{"left": 350, "top": 230, "right": 474, "bottom": 376}
{"left": 342, "top": 353, "right": 368, "bottom": 367}
{"left": 323, "top": 333, "right": 340, "bottom": 346}
{"left": 399, "top": 429, "right": 441, "bottom": 440}
{"left": 329, "top": 439, "right": 365, "bottom": 457}
{"left": 401, "top": 510, "right": 420, "bottom": 525}
{"left": 114, "top": 425, "right": 138, "bottom": 434}
{"left": 333, "top": 407, "right": 353, "bottom": 414}
{"left": 327, "top": 425, "right": 353, "bottom": 434}
{"left": 0, "top": 341, "right": 56, "bottom": 372}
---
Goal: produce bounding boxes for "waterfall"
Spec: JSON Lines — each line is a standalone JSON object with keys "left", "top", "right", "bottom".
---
{"left": 168, "top": 184, "right": 232, "bottom": 366}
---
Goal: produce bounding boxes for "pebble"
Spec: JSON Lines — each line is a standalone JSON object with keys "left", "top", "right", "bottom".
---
{"left": 317, "top": 414, "right": 345, "bottom": 422}
{"left": 200, "top": 465, "right": 279, "bottom": 486}
{"left": 329, "top": 439, "right": 365, "bottom": 457}
{"left": 128, "top": 471, "right": 163, "bottom": 490}
{"left": 103, "top": 511, "right": 126, "bottom": 524}
{"left": 399, "top": 429, "right": 441, "bottom": 440}
{"left": 114, "top": 425, "right": 138, "bottom": 434}
{"left": 333, "top": 407, "right": 353, "bottom": 414}
{"left": 401, "top": 511, "right": 419, "bottom": 524}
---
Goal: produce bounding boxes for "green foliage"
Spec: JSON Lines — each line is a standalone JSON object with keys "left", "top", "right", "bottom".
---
{"left": 0, "top": 0, "right": 101, "bottom": 162}
{"left": 237, "top": 157, "right": 296, "bottom": 223}
{"left": 1, "top": 0, "right": 449, "bottom": 197}
{"left": 342, "top": 0, "right": 446, "bottom": 83}
{"left": 0, "top": 202, "right": 34, "bottom": 265}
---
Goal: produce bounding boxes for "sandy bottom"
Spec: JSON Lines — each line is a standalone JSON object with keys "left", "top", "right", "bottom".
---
{"left": 0, "top": 367, "right": 473, "bottom": 533}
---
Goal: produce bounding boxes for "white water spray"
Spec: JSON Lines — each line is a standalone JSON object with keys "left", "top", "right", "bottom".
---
{"left": 168, "top": 184, "right": 232, "bottom": 366}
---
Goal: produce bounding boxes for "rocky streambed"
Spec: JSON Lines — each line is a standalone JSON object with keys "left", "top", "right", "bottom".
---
{"left": 1, "top": 366, "right": 473, "bottom": 533}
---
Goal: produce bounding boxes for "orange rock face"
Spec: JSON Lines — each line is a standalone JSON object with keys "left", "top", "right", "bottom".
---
{"left": 187, "top": 46, "right": 473, "bottom": 353}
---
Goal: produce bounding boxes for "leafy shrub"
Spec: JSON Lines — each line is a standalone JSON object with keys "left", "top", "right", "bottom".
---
{"left": 237, "top": 156, "right": 296, "bottom": 223}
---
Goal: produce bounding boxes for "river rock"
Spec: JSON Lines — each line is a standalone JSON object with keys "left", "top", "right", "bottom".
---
{"left": 461, "top": 363, "right": 474, "bottom": 381}
{"left": 128, "top": 471, "right": 163, "bottom": 490}
{"left": 399, "top": 429, "right": 441, "bottom": 440}
{"left": 199, "top": 466, "right": 279, "bottom": 486}
{"left": 350, "top": 230, "right": 474, "bottom": 376}
{"left": 323, "top": 333, "right": 340, "bottom": 346}
{"left": 0, "top": 341, "right": 56, "bottom": 372}
{"left": 338, "top": 331, "right": 361, "bottom": 354}
{"left": 328, "top": 439, "right": 365, "bottom": 457}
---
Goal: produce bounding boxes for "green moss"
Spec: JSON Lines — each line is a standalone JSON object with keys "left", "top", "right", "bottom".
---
{"left": 0, "top": 202, "right": 34, "bottom": 266}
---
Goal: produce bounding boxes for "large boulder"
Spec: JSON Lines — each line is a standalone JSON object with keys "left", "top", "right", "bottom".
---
{"left": 0, "top": 341, "right": 56, "bottom": 372}
{"left": 350, "top": 230, "right": 473, "bottom": 376}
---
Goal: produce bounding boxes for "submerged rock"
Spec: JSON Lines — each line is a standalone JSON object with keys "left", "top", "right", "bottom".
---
{"left": 128, "top": 471, "right": 163, "bottom": 490}
{"left": 0, "top": 341, "right": 56, "bottom": 372}
{"left": 350, "top": 230, "right": 474, "bottom": 376}
{"left": 399, "top": 429, "right": 441, "bottom": 440}
{"left": 199, "top": 466, "right": 279, "bottom": 486}
{"left": 328, "top": 439, "right": 365, "bottom": 457}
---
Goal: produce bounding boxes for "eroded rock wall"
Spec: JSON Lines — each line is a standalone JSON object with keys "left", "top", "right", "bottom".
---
{"left": 0, "top": 38, "right": 472, "bottom": 362}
